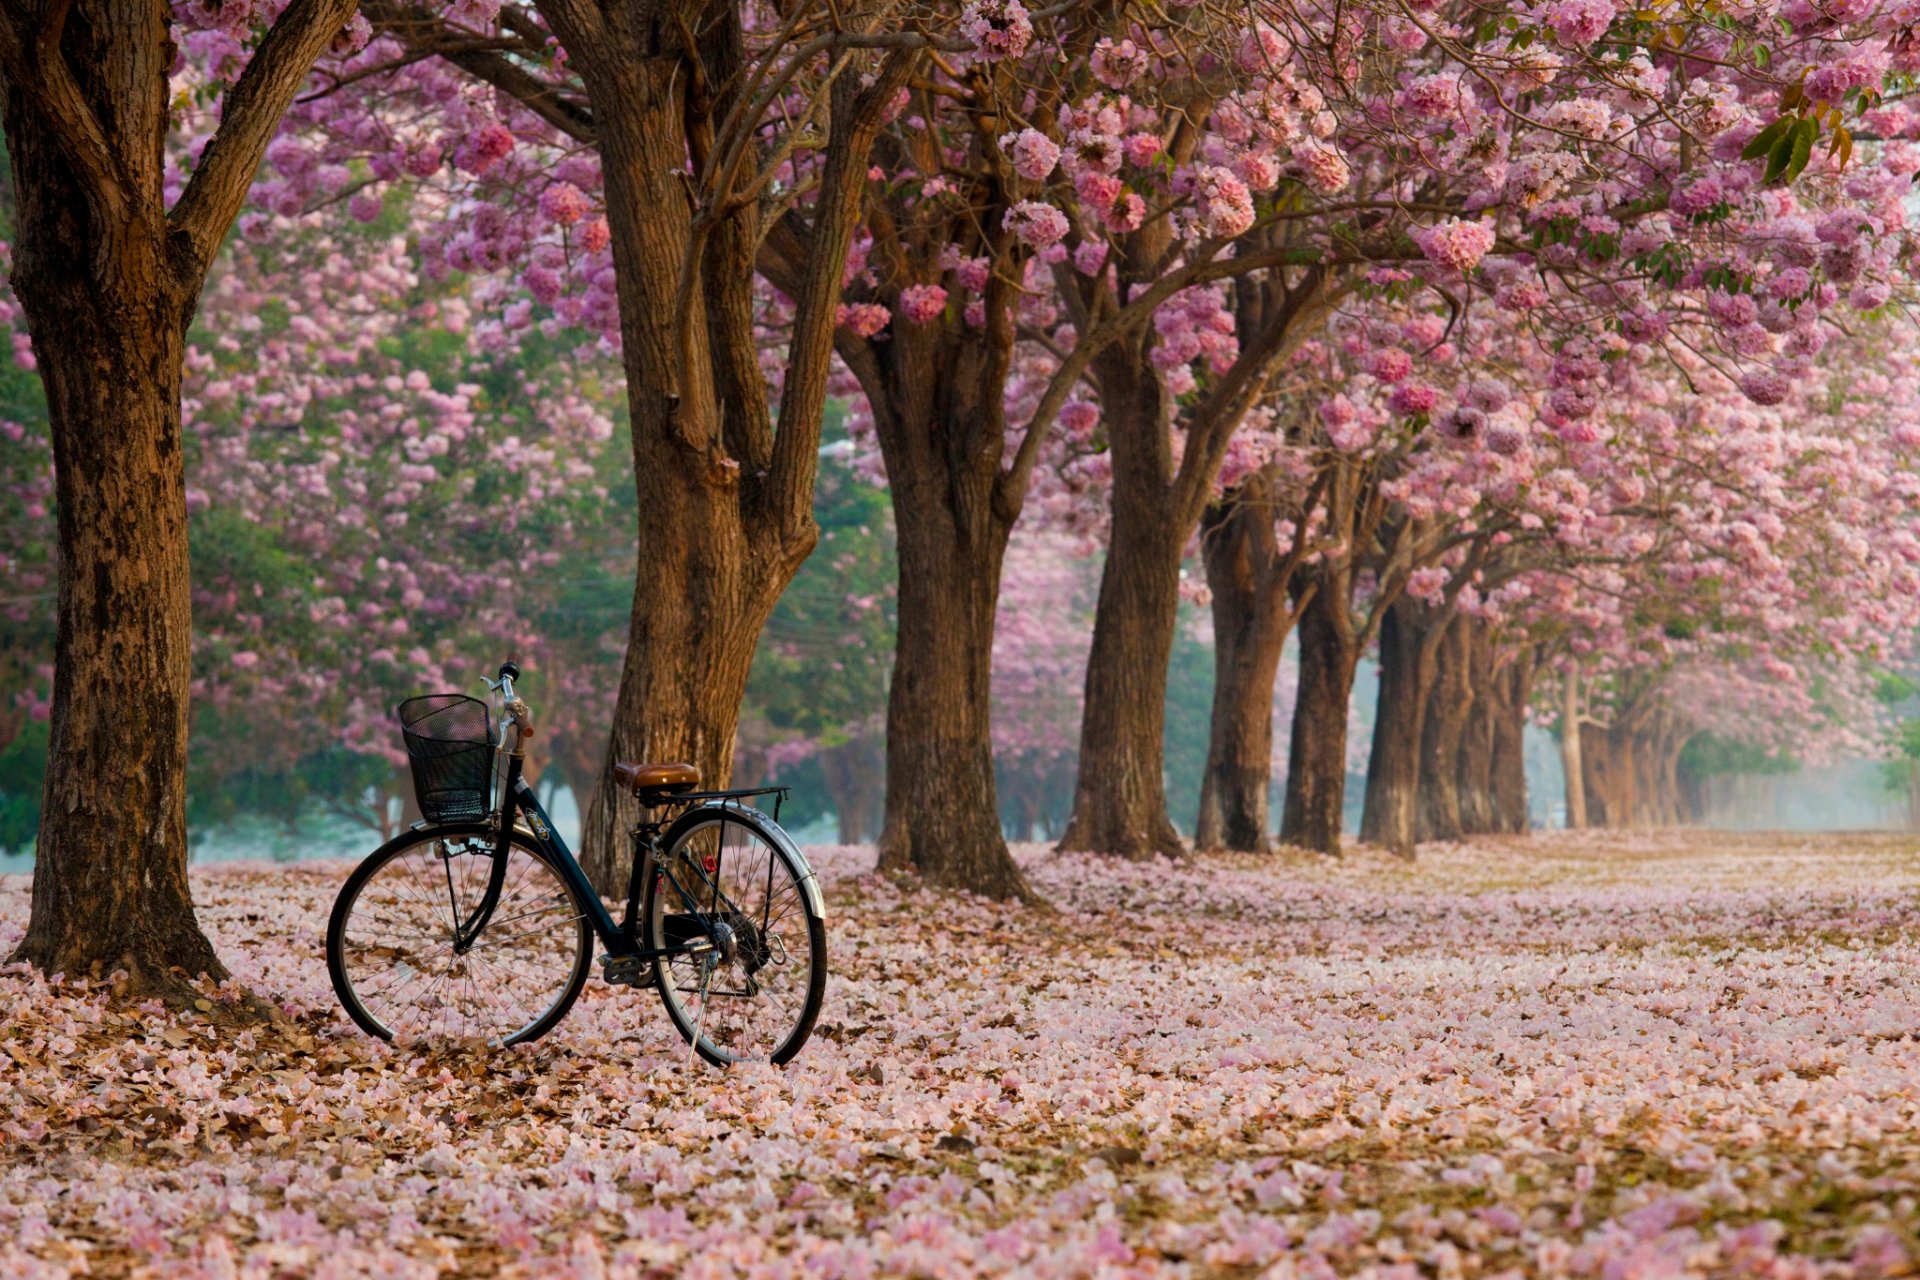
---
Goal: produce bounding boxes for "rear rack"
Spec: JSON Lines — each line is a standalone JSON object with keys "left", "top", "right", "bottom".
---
{"left": 659, "top": 785, "right": 790, "bottom": 822}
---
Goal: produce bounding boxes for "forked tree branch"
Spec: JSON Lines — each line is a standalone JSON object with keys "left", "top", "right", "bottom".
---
{"left": 0, "top": 0, "right": 132, "bottom": 226}
{"left": 169, "top": 0, "right": 362, "bottom": 286}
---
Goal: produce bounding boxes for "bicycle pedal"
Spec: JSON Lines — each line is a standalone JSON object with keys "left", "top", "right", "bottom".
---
{"left": 600, "top": 955, "right": 654, "bottom": 987}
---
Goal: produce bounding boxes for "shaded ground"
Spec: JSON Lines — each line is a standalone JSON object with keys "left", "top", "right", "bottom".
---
{"left": 3, "top": 830, "right": 1919, "bottom": 1277}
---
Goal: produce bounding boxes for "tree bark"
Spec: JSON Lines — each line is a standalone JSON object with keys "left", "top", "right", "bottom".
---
{"left": 1194, "top": 471, "right": 1299, "bottom": 853}
{"left": 1559, "top": 668, "right": 1587, "bottom": 829}
{"left": 877, "top": 495, "right": 1031, "bottom": 897}
{"left": 1279, "top": 574, "right": 1362, "bottom": 854}
{"left": 836, "top": 242, "right": 1034, "bottom": 899}
{"left": 1455, "top": 619, "right": 1497, "bottom": 835}
{"left": 530, "top": 3, "right": 913, "bottom": 892}
{"left": 1, "top": 0, "right": 354, "bottom": 996}
{"left": 1057, "top": 349, "right": 1186, "bottom": 858}
{"left": 1358, "top": 595, "right": 1439, "bottom": 856}
{"left": 1415, "top": 615, "right": 1472, "bottom": 843}
{"left": 1488, "top": 647, "right": 1534, "bottom": 833}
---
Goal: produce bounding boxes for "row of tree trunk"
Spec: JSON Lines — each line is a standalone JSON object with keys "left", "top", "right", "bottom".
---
{"left": 1575, "top": 702, "right": 1695, "bottom": 828}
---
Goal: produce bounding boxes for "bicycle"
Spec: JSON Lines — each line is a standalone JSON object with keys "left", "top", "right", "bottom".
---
{"left": 326, "top": 662, "right": 827, "bottom": 1065}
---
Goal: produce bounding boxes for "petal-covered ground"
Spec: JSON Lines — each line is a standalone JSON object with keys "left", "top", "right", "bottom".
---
{"left": 3, "top": 831, "right": 1920, "bottom": 1278}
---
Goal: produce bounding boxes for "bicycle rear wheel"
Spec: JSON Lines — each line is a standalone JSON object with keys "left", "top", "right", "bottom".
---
{"left": 644, "top": 807, "right": 826, "bottom": 1066}
{"left": 328, "top": 825, "right": 592, "bottom": 1046}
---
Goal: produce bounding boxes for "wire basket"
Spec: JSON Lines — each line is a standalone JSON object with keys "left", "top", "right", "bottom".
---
{"left": 398, "top": 694, "right": 494, "bottom": 824}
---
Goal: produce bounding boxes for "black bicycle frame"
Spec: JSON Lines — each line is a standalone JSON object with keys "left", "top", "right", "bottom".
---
{"left": 448, "top": 748, "right": 779, "bottom": 965}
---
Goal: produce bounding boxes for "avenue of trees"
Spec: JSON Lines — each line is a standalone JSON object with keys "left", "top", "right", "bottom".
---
{"left": 4, "top": 0, "right": 1920, "bottom": 998}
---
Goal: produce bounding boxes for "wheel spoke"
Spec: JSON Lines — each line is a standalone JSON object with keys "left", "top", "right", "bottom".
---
{"left": 650, "top": 816, "right": 820, "bottom": 1064}
{"left": 333, "top": 834, "right": 588, "bottom": 1046}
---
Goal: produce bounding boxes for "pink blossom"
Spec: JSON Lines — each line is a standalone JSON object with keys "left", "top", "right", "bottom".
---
{"left": 1389, "top": 382, "right": 1439, "bottom": 416}
{"left": 1740, "top": 368, "right": 1792, "bottom": 405}
{"left": 1368, "top": 348, "right": 1414, "bottom": 383}
{"left": 1002, "top": 128, "right": 1061, "bottom": 182}
{"left": 539, "top": 182, "right": 591, "bottom": 227}
{"left": 1292, "top": 140, "right": 1350, "bottom": 195}
{"left": 1005, "top": 200, "right": 1071, "bottom": 249}
{"left": 1193, "top": 166, "right": 1255, "bottom": 238}
{"left": 898, "top": 284, "right": 948, "bottom": 324}
{"left": 1091, "top": 38, "right": 1149, "bottom": 88}
{"left": 959, "top": 0, "right": 1033, "bottom": 60}
{"left": 836, "top": 303, "right": 892, "bottom": 337}
{"left": 1123, "top": 133, "right": 1163, "bottom": 168}
{"left": 1100, "top": 191, "right": 1146, "bottom": 234}
{"left": 1544, "top": 0, "right": 1615, "bottom": 47}
{"left": 454, "top": 123, "right": 515, "bottom": 175}
{"left": 1414, "top": 218, "right": 1497, "bottom": 274}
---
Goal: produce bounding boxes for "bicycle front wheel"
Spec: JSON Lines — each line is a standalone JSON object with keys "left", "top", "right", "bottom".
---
{"left": 645, "top": 807, "right": 826, "bottom": 1065}
{"left": 327, "top": 825, "right": 592, "bottom": 1046}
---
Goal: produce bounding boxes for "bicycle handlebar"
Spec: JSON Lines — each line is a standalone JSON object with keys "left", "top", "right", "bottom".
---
{"left": 492, "top": 661, "right": 532, "bottom": 740}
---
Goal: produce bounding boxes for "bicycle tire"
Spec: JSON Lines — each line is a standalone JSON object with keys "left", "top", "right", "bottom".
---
{"left": 644, "top": 805, "right": 827, "bottom": 1066}
{"left": 327, "top": 823, "right": 593, "bottom": 1046}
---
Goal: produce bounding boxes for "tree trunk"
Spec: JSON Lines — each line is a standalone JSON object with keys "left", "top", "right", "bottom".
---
{"left": 1455, "top": 620, "right": 1497, "bottom": 835}
{"left": 7, "top": 280, "right": 220, "bottom": 991}
{"left": 1489, "top": 648, "right": 1534, "bottom": 833}
{"left": 537, "top": 8, "right": 908, "bottom": 893}
{"left": 1359, "top": 595, "right": 1438, "bottom": 856}
{"left": 843, "top": 269, "right": 1034, "bottom": 899}
{"left": 1194, "top": 472, "right": 1295, "bottom": 853}
{"left": 1057, "top": 346, "right": 1188, "bottom": 858}
{"left": 1560, "top": 668, "right": 1587, "bottom": 829}
{"left": 1582, "top": 722, "right": 1635, "bottom": 828}
{"left": 1280, "top": 577, "right": 1361, "bottom": 854}
{"left": 3, "top": 0, "right": 354, "bottom": 997}
{"left": 820, "top": 735, "right": 883, "bottom": 845}
{"left": 1416, "top": 615, "right": 1472, "bottom": 843}
{"left": 876, "top": 502, "right": 1031, "bottom": 897}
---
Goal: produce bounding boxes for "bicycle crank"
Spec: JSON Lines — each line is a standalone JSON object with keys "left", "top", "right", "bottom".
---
{"left": 600, "top": 954, "right": 654, "bottom": 987}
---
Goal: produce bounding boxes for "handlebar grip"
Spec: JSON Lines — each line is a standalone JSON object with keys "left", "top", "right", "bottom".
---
{"left": 498, "top": 661, "right": 521, "bottom": 682}
{"left": 507, "top": 698, "right": 535, "bottom": 739}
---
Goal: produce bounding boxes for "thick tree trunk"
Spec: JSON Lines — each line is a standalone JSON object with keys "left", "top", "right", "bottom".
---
{"left": 876, "top": 500, "right": 1031, "bottom": 898}
{"left": 1489, "top": 648, "right": 1534, "bottom": 833}
{"left": 1280, "top": 579, "right": 1361, "bottom": 854}
{"left": 844, "top": 269, "right": 1033, "bottom": 899}
{"left": 1455, "top": 620, "right": 1498, "bottom": 835}
{"left": 1194, "top": 472, "right": 1295, "bottom": 853}
{"left": 1416, "top": 615, "right": 1472, "bottom": 843}
{"left": 1059, "top": 351, "right": 1186, "bottom": 858}
{"left": 1358, "top": 595, "right": 1437, "bottom": 856}
{"left": 3, "top": 0, "right": 353, "bottom": 997}
{"left": 7, "top": 291, "right": 220, "bottom": 990}
{"left": 539, "top": 11, "right": 906, "bottom": 893}
{"left": 1560, "top": 669, "right": 1587, "bottom": 829}
{"left": 579, "top": 536, "right": 794, "bottom": 889}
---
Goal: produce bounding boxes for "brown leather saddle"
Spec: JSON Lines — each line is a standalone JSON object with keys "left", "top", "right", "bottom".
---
{"left": 611, "top": 760, "right": 700, "bottom": 803}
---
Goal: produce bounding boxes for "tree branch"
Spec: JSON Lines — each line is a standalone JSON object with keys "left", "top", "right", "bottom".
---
{"left": 0, "top": 0, "right": 131, "bottom": 225}
{"left": 168, "top": 0, "right": 361, "bottom": 286}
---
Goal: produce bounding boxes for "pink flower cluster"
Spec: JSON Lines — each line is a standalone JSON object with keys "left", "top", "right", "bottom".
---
{"left": 959, "top": 0, "right": 1033, "bottom": 60}
{"left": 1414, "top": 217, "right": 1498, "bottom": 274}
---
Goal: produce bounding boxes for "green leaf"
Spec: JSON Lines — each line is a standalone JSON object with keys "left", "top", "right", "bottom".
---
{"left": 1782, "top": 116, "right": 1818, "bottom": 183}
{"left": 1740, "top": 116, "right": 1791, "bottom": 161}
